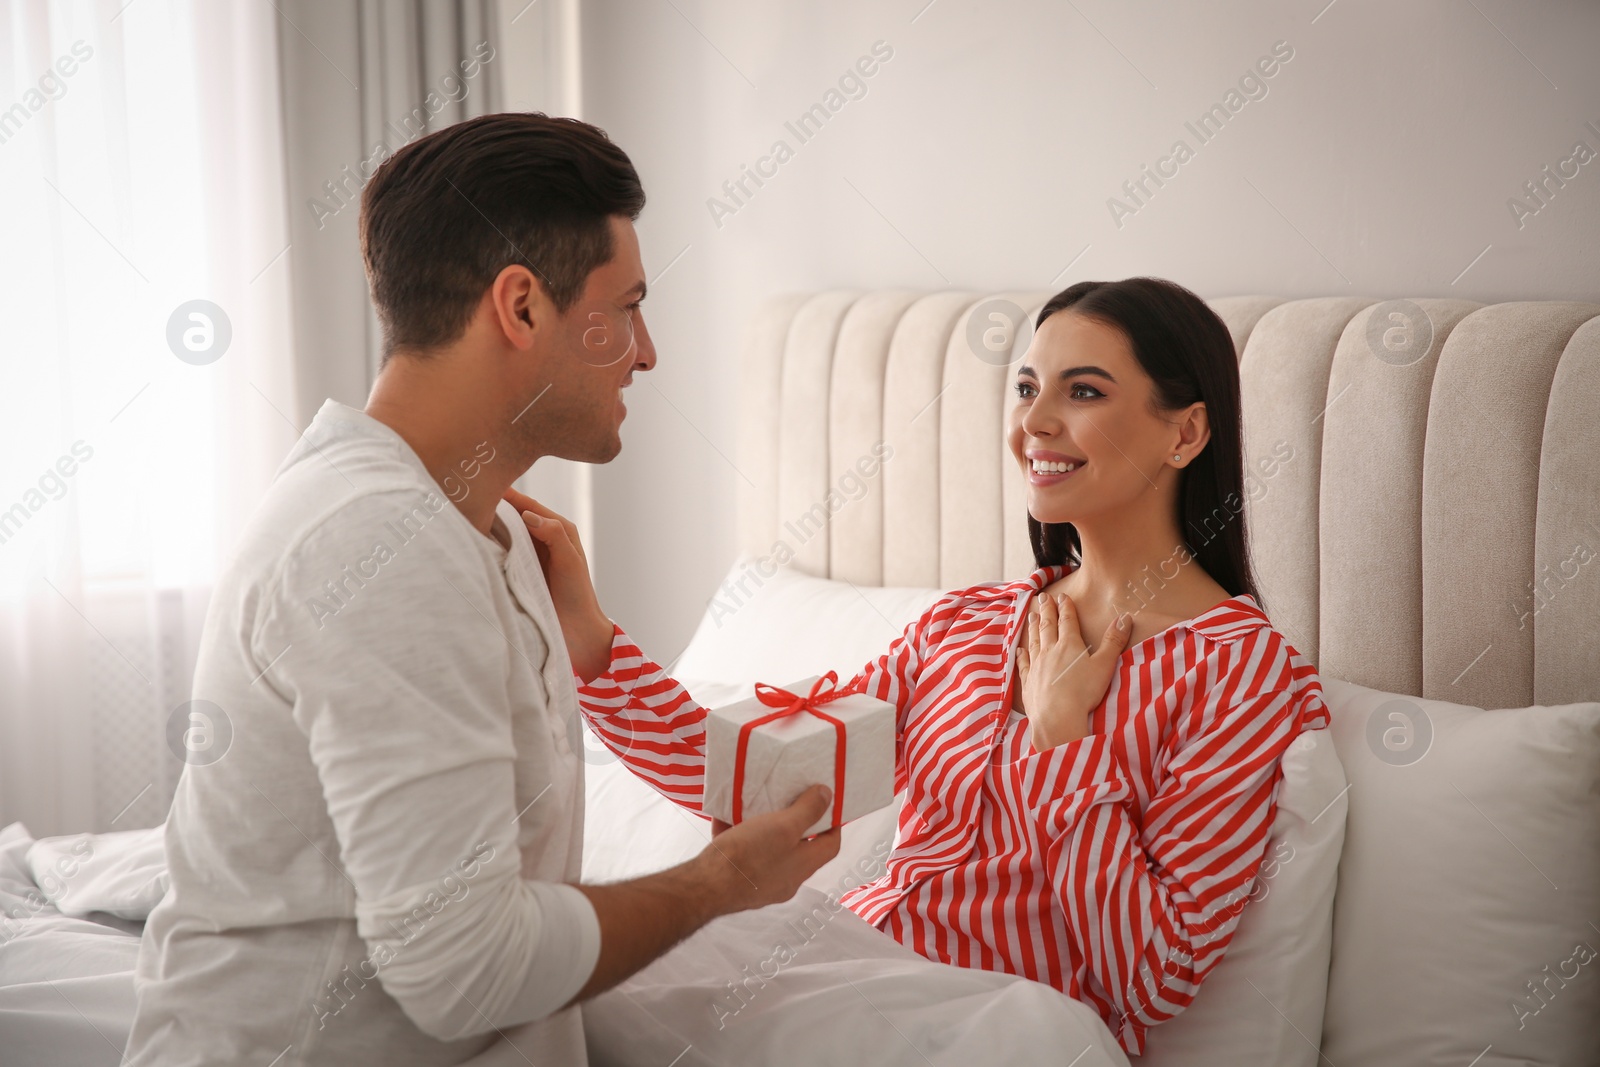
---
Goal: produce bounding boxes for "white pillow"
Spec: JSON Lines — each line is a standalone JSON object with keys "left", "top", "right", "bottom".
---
{"left": 23, "top": 825, "right": 168, "bottom": 921}
{"left": 1318, "top": 677, "right": 1600, "bottom": 1066}
{"left": 1139, "top": 724, "right": 1347, "bottom": 1067}
{"left": 672, "top": 554, "right": 944, "bottom": 685}
{"left": 0, "top": 822, "right": 44, "bottom": 913}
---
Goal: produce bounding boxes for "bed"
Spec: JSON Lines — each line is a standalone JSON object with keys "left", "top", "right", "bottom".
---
{"left": 3, "top": 291, "right": 1597, "bottom": 1066}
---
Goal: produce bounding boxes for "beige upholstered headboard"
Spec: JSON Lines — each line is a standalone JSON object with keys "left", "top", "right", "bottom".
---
{"left": 737, "top": 291, "right": 1600, "bottom": 710}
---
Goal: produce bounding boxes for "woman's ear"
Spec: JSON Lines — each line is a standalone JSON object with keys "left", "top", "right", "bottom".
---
{"left": 1177, "top": 401, "right": 1210, "bottom": 457}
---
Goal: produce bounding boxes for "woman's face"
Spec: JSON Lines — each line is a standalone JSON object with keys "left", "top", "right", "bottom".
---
{"left": 1005, "top": 309, "right": 1199, "bottom": 526}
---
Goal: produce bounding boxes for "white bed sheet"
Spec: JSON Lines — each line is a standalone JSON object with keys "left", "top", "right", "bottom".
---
{"left": 0, "top": 823, "right": 138, "bottom": 1067}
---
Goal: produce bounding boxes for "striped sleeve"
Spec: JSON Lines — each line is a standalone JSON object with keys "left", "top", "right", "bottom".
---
{"left": 573, "top": 624, "right": 709, "bottom": 814}
{"left": 1023, "top": 683, "right": 1304, "bottom": 1054}
{"left": 573, "top": 593, "right": 947, "bottom": 819}
{"left": 845, "top": 593, "right": 953, "bottom": 784}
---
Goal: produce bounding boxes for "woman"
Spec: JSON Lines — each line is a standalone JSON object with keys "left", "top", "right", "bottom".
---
{"left": 514, "top": 277, "right": 1328, "bottom": 1056}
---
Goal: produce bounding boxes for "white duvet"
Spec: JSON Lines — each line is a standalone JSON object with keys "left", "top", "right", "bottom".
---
{"left": 582, "top": 886, "right": 1129, "bottom": 1067}
{"left": 0, "top": 822, "right": 1127, "bottom": 1066}
{"left": 0, "top": 823, "right": 142, "bottom": 1066}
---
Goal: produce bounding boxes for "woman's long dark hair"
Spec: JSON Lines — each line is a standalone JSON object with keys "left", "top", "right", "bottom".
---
{"left": 1026, "top": 277, "right": 1263, "bottom": 608}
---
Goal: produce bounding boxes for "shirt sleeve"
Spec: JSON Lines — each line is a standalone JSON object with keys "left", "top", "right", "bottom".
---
{"left": 574, "top": 624, "right": 711, "bottom": 813}
{"left": 843, "top": 594, "right": 943, "bottom": 792}
{"left": 1015, "top": 678, "right": 1310, "bottom": 1054}
{"left": 257, "top": 488, "right": 599, "bottom": 1042}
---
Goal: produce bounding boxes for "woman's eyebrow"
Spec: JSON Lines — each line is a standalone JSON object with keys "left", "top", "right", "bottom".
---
{"left": 1016, "top": 364, "right": 1118, "bottom": 384}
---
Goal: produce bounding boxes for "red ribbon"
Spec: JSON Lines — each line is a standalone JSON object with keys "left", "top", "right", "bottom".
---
{"left": 731, "top": 672, "right": 857, "bottom": 830}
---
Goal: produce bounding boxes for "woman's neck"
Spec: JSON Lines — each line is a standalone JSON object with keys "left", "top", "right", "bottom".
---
{"left": 1048, "top": 516, "right": 1224, "bottom": 622}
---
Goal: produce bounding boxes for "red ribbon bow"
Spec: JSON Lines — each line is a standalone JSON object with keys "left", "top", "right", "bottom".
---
{"left": 731, "top": 672, "right": 857, "bottom": 830}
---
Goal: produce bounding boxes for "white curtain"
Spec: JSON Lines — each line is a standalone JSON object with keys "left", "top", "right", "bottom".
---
{"left": 276, "top": 0, "right": 502, "bottom": 423}
{"left": 0, "top": 0, "right": 297, "bottom": 838}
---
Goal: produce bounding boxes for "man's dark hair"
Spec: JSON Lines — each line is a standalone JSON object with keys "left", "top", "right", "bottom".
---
{"left": 360, "top": 112, "right": 645, "bottom": 359}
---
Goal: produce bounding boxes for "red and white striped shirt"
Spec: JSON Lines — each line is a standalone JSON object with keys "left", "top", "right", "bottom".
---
{"left": 575, "top": 564, "right": 1329, "bottom": 1055}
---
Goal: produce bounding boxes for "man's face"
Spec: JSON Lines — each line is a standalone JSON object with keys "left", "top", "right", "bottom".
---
{"left": 535, "top": 216, "right": 657, "bottom": 464}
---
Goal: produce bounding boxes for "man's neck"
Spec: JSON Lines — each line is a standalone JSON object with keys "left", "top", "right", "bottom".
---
{"left": 365, "top": 355, "right": 529, "bottom": 537}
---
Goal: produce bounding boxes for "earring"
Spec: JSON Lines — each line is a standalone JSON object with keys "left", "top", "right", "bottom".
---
{"left": 1173, "top": 454, "right": 1182, "bottom": 463}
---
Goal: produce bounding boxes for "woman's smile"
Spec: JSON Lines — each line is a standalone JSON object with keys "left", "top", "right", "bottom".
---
{"left": 1025, "top": 447, "right": 1087, "bottom": 486}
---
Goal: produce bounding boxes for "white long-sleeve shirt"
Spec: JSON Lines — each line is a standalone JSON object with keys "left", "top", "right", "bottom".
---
{"left": 125, "top": 399, "right": 601, "bottom": 1067}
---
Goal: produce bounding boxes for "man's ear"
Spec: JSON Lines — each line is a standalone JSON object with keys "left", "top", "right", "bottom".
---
{"left": 488, "top": 264, "right": 546, "bottom": 351}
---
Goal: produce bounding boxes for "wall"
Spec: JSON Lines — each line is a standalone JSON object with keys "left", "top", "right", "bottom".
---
{"left": 528, "top": 0, "right": 1600, "bottom": 659}
{"left": 496, "top": 0, "right": 590, "bottom": 526}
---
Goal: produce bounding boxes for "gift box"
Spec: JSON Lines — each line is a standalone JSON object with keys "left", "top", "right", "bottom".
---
{"left": 704, "top": 673, "right": 895, "bottom": 837}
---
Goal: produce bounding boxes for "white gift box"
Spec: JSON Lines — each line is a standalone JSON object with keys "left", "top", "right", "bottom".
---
{"left": 704, "top": 676, "right": 896, "bottom": 837}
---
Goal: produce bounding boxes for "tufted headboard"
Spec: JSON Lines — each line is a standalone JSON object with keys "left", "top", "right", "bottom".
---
{"left": 736, "top": 291, "right": 1600, "bottom": 710}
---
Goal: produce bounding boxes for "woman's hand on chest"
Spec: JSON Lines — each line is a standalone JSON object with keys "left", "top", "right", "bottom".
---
{"left": 1016, "top": 592, "right": 1134, "bottom": 751}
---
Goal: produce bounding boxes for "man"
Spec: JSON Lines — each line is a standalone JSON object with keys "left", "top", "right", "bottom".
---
{"left": 125, "top": 113, "right": 839, "bottom": 1066}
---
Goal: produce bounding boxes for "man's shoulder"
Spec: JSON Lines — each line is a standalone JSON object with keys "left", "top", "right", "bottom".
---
{"left": 238, "top": 456, "right": 451, "bottom": 580}
{"left": 220, "top": 417, "right": 492, "bottom": 637}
